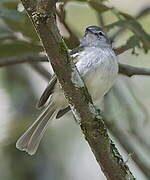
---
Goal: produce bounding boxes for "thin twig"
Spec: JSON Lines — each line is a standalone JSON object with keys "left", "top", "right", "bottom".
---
{"left": 114, "top": 47, "right": 130, "bottom": 55}
{"left": 56, "top": 2, "right": 79, "bottom": 47}
{"left": 119, "top": 63, "right": 150, "bottom": 77}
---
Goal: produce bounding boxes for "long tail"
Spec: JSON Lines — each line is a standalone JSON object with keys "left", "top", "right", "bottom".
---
{"left": 16, "top": 101, "right": 58, "bottom": 155}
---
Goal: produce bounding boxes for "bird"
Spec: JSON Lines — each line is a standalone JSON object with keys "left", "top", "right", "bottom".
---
{"left": 16, "top": 25, "right": 118, "bottom": 155}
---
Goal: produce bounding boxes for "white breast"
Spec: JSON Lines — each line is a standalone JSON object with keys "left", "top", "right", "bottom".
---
{"left": 76, "top": 47, "right": 118, "bottom": 102}
{"left": 53, "top": 47, "right": 118, "bottom": 109}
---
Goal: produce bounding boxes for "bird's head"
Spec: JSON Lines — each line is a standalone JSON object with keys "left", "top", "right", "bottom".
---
{"left": 80, "top": 26, "right": 111, "bottom": 48}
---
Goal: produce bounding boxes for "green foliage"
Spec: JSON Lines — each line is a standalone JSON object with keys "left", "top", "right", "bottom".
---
{"left": 0, "top": 7, "right": 21, "bottom": 21}
{"left": 0, "top": 1, "right": 150, "bottom": 180}
{"left": 0, "top": 0, "right": 149, "bottom": 59}
{"left": 88, "top": 0, "right": 109, "bottom": 13}
{"left": 0, "top": 40, "right": 42, "bottom": 58}
{"left": 105, "top": 10, "right": 150, "bottom": 53}
{"left": 114, "top": 11, "right": 150, "bottom": 52}
{"left": 0, "top": 0, "right": 42, "bottom": 58}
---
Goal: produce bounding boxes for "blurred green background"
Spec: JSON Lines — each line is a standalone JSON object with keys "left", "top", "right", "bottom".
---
{"left": 0, "top": 0, "right": 150, "bottom": 179}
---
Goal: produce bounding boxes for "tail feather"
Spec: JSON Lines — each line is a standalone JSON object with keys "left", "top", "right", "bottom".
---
{"left": 16, "top": 102, "right": 57, "bottom": 155}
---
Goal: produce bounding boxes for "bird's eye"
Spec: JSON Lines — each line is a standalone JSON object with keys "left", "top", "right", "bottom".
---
{"left": 98, "top": 31, "right": 104, "bottom": 36}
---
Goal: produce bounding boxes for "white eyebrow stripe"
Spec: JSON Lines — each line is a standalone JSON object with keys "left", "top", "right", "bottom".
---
{"left": 71, "top": 52, "right": 79, "bottom": 58}
{"left": 97, "top": 31, "right": 105, "bottom": 35}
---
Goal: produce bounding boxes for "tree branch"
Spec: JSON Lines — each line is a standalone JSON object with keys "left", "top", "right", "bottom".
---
{"left": 119, "top": 63, "right": 150, "bottom": 77}
{"left": 0, "top": 53, "right": 50, "bottom": 80}
{"left": 1, "top": 53, "right": 150, "bottom": 78}
{"left": 114, "top": 47, "right": 130, "bottom": 55}
{"left": 20, "top": 0, "right": 135, "bottom": 179}
{"left": 0, "top": 53, "right": 47, "bottom": 67}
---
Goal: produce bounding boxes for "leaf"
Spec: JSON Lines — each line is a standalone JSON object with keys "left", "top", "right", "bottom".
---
{"left": 105, "top": 20, "right": 125, "bottom": 31}
{"left": 68, "top": 0, "right": 105, "bottom": 2}
{"left": 4, "top": 16, "right": 39, "bottom": 43}
{"left": 0, "top": 40, "right": 43, "bottom": 58}
{"left": 125, "top": 35, "right": 141, "bottom": 49}
{"left": 127, "top": 21, "right": 150, "bottom": 52}
{"left": 105, "top": 11, "right": 150, "bottom": 52}
{"left": 69, "top": 0, "right": 87, "bottom": 1}
{"left": 0, "top": 31, "right": 16, "bottom": 40}
{"left": 136, "top": 7, "right": 150, "bottom": 19}
{"left": 118, "top": 13, "right": 150, "bottom": 52}
{"left": 2, "top": 1, "right": 19, "bottom": 9}
{"left": 0, "top": 0, "right": 18, "bottom": 3}
{"left": 110, "top": 10, "right": 150, "bottom": 53}
{"left": 0, "top": 7, "right": 22, "bottom": 21}
{"left": 88, "top": 0, "right": 108, "bottom": 13}
{"left": 1, "top": 2, "right": 38, "bottom": 43}
{"left": 114, "top": 35, "right": 141, "bottom": 55}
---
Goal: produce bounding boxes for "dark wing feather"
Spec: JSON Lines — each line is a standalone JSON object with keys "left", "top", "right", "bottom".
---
{"left": 56, "top": 106, "right": 71, "bottom": 119}
{"left": 37, "top": 74, "right": 57, "bottom": 108}
{"left": 37, "top": 46, "right": 84, "bottom": 115}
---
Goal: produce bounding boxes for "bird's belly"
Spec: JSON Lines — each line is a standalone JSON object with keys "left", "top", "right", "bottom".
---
{"left": 76, "top": 47, "right": 118, "bottom": 102}
{"left": 84, "top": 64, "right": 117, "bottom": 102}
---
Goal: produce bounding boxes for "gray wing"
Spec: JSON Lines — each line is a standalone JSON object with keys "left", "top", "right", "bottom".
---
{"left": 37, "top": 76, "right": 70, "bottom": 118}
{"left": 37, "top": 46, "right": 83, "bottom": 115}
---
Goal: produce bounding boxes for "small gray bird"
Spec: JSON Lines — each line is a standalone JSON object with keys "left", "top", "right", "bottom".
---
{"left": 16, "top": 26, "right": 118, "bottom": 155}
